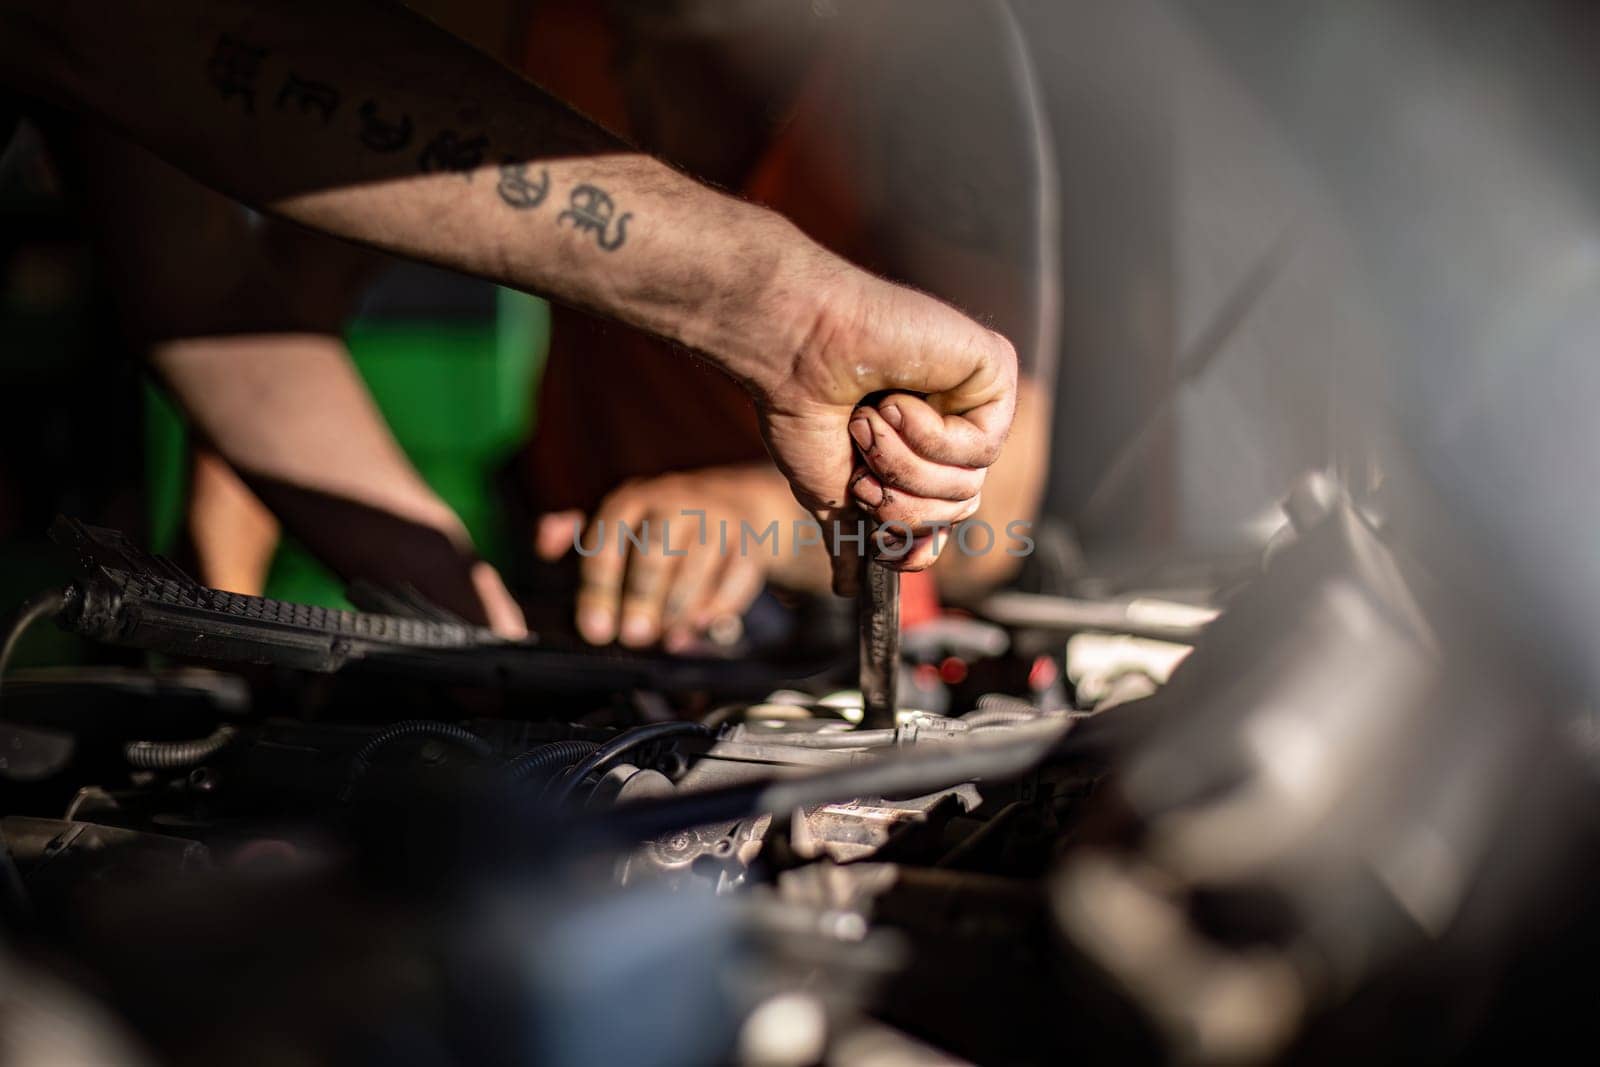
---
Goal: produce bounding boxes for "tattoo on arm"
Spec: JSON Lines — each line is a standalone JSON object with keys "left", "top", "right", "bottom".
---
{"left": 276, "top": 73, "right": 340, "bottom": 123}
{"left": 418, "top": 130, "right": 489, "bottom": 179}
{"left": 358, "top": 100, "right": 414, "bottom": 152}
{"left": 557, "top": 185, "right": 631, "bottom": 252}
{"left": 497, "top": 161, "right": 550, "bottom": 209}
{"left": 201, "top": 32, "right": 632, "bottom": 253}
{"left": 207, "top": 34, "right": 268, "bottom": 113}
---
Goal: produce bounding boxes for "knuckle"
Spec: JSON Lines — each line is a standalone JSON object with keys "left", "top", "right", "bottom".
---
{"left": 621, "top": 591, "right": 659, "bottom": 615}
{"left": 872, "top": 455, "right": 911, "bottom": 489}
{"left": 576, "top": 592, "right": 615, "bottom": 618}
{"left": 874, "top": 499, "right": 914, "bottom": 527}
{"left": 627, "top": 553, "right": 663, "bottom": 583}
{"left": 972, "top": 438, "right": 1004, "bottom": 467}
{"left": 990, "top": 331, "right": 1019, "bottom": 370}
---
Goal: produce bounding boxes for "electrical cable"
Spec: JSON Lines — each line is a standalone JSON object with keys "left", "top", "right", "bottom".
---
{"left": 0, "top": 589, "right": 67, "bottom": 713}
{"left": 548, "top": 721, "right": 709, "bottom": 805}
{"left": 124, "top": 726, "right": 238, "bottom": 771}
{"left": 504, "top": 739, "right": 600, "bottom": 782}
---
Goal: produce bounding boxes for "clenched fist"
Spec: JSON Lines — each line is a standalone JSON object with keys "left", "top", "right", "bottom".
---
{"left": 747, "top": 267, "right": 1019, "bottom": 593}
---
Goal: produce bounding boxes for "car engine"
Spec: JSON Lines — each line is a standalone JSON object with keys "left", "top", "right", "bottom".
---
{"left": 2, "top": 480, "right": 1597, "bottom": 1067}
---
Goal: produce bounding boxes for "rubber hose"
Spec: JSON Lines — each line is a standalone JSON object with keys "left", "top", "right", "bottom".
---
{"left": 549, "top": 721, "right": 708, "bottom": 805}
{"left": 125, "top": 726, "right": 237, "bottom": 771}
{"left": 0, "top": 589, "right": 68, "bottom": 712}
{"left": 343, "top": 720, "right": 495, "bottom": 801}
{"left": 504, "top": 739, "right": 600, "bottom": 782}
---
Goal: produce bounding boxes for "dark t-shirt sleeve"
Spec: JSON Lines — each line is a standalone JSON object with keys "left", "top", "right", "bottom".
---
{"left": 851, "top": 0, "right": 1059, "bottom": 387}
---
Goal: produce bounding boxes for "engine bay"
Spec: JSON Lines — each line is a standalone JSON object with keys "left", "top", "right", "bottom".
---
{"left": 2, "top": 493, "right": 1597, "bottom": 1067}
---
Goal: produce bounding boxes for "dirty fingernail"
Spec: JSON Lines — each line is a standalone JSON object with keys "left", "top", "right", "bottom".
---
{"left": 579, "top": 608, "right": 614, "bottom": 644}
{"left": 850, "top": 418, "right": 872, "bottom": 450}
{"left": 852, "top": 474, "right": 885, "bottom": 508}
{"left": 881, "top": 403, "right": 904, "bottom": 429}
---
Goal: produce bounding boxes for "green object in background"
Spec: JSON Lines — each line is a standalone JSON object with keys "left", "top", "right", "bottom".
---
{"left": 144, "top": 287, "right": 549, "bottom": 610}
{"left": 144, "top": 382, "right": 189, "bottom": 561}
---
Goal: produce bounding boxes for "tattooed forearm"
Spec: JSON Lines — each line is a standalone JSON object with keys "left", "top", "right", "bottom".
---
{"left": 418, "top": 130, "right": 488, "bottom": 180}
{"left": 557, "top": 184, "right": 631, "bottom": 252}
{"left": 205, "top": 32, "right": 429, "bottom": 167}
{"left": 207, "top": 34, "right": 267, "bottom": 113}
{"left": 497, "top": 161, "right": 549, "bottom": 209}
{"left": 357, "top": 100, "right": 413, "bottom": 152}
{"left": 276, "top": 74, "right": 339, "bottom": 123}
{"left": 201, "top": 33, "right": 636, "bottom": 250}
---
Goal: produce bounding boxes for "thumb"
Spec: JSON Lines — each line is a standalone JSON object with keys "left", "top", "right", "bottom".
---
{"left": 535, "top": 510, "right": 585, "bottom": 561}
{"left": 822, "top": 504, "right": 864, "bottom": 596}
{"left": 760, "top": 406, "right": 859, "bottom": 592}
{"left": 470, "top": 561, "right": 528, "bottom": 640}
{"left": 761, "top": 408, "right": 857, "bottom": 514}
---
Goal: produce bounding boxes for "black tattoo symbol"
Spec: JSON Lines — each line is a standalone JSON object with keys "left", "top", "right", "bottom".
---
{"left": 497, "top": 161, "right": 550, "bottom": 210}
{"left": 557, "top": 185, "right": 631, "bottom": 251}
{"left": 275, "top": 73, "right": 340, "bottom": 123}
{"left": 357, "top": 101, "right": 413, "bottom": 153}
{"left": 418, "top": 130, "right": 488, "bottom": 178}
{"left": 207, "top": 35, "right": 268, "bottom": 114}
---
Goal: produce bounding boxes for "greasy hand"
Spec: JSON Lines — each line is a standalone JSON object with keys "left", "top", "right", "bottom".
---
{"left": 536, "top": 467, "right": 827, "bottom": 651}
{"left": 755, "top": 272, "right": 1018, "bottom": 594}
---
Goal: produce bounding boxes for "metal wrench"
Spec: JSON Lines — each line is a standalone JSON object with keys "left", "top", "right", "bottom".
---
{"left": 858, "top": 533, "right": 901, "bottom": 731}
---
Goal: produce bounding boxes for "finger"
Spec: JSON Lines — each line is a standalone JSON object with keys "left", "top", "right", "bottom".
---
{"left": 879, "top": 388, "right": 1015, "bottom": 470}
{"left": 761, "top": 406, "right": 855, "bottom": 513}
{"left": 470, "top": 561, "right": 529, "bottom": 640}
{"left": 820, "top": 504, "right": 863, "bottom": 597}
{"left": 696, "top": 554, "right": 766, "bottom": 632}
{"left": 758, "top": 405, "right": 859, "bottom": 596}
{"left": 575, "top": 493, "right": 650, "bottom": 644}
{"left": 829, "top": 551, "right": 858, "bottom": 598}
{"left": 617, "top": 515, "right": 682, "bottom": 648}
{"left": 661, "top": 539, "right": 724, "bottom": 645}
{"left": 535, "top": 510, "right": 585, "bottom": 561}
{"left": 874, "top": 526, "right": 954, "bottom": 572}
{"left": 576, "top": 568, "right": 621, "bottom": 645}
{"left": 851, "top": 464, "right": 982, "bottom": 531}
{"left": 849, "top": 406, "right": 986, "bottom": 501}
